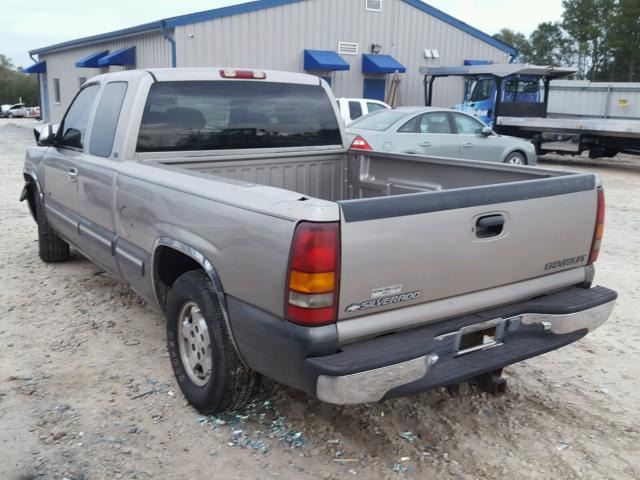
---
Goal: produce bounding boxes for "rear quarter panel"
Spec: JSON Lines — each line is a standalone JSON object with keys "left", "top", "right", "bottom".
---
{"left": 115, "top": 161, "right": 339, "bottom": 315}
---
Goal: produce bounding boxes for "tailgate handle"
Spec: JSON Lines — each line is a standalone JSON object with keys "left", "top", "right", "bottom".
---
{"left": 476, "top": 214, "right": 505, "bottom": 238}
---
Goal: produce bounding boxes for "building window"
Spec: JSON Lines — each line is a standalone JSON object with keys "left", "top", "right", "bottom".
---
{"left": 78, "top": 77, "right": 87, "bottom": 88}
{"left": 338, "top": 42, "right": 359, "bottom": 56}
{"left": 366, "top": 0, "right": 382, "bottom": 11}
{"left": 100, "top": 66, "right": 109, "bottom": 74}
{"left": 53, "top": 78, "right": 61, "bottom": 104}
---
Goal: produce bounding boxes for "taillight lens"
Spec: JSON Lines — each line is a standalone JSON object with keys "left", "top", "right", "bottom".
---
{"left": 588, "top": 187, "right": 605, "bottom": 264}
{"left": 350, "top": 135, "right": 373, "bottom": 151}
{"left": 286, "top": 222, "right": 340, "bottom": 326}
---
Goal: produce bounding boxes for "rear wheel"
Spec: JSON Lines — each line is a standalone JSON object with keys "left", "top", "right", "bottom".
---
{"left": 166, "top": 270, "right": 259, "bottom": 414}
{"left": 503, "top": 151, "right": 526, "bottom": 165}
{"left": 35, "top": 194, "right": 70, "bottom": 263}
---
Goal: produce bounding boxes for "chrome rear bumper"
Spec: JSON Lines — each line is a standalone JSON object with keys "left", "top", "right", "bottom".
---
{"left": 315, "top": 297, "right": 615, "bottom": 405}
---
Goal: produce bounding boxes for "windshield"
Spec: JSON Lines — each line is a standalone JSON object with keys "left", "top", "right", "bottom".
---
{"left": 137, "top": 81, "right": 341, "bottom": 152}
{"left": 349, "top": 109, "right": 407, "bottom": 131}
{"left": 469, "top": 78, "right": 495, "bottom": 102}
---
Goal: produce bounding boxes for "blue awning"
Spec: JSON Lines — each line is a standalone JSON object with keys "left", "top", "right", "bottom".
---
{"left": 76, "top": 50, "right": 110, "bottom": 68}
{"left": 304, "top": 50, "right": 350, "bottom": 71}
{"left": 97, "top": 46, "right": 136, "bottom": 66}
{"left": 464, "top": 59, "right": 491, "bottom": 66}
{"left": 23, "top": 61, "right": 46, "bottom": 74}
{"left": 362, "top": 54, "right": 406, "bottom": 74}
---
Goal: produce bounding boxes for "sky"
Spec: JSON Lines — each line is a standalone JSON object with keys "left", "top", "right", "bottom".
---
{"left": 1, "top": 0, "right": 564, "bottom": 69}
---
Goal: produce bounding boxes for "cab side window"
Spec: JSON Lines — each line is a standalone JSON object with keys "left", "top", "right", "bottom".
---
{"left": 349, "top": 101, "right": 363, "bottom": 120}
{"left": 58, "top": 84, "right": 99, "bottom": 149}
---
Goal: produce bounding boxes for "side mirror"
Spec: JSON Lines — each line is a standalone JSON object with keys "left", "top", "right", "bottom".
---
{"left": 477, "top": 126, "right": 493, "bottom": 137}
{"left": 35, "top": 123, "right": 56, "bottom": 146}
{"left": 61, "top": 128, "right": 82, "bottom": 149}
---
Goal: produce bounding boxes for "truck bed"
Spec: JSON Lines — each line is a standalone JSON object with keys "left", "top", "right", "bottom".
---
{"left": 158, "top": 149, "right": 557, "bottom": 202}
{"left": 157, "top": 149, "right": 598, "bottom": 338}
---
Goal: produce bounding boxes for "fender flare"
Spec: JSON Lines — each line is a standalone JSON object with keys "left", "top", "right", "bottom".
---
{"left": 22, "top": 169, "right": 44, "bottom": 220}
{"left": 23, "top": 169, "right": 44, "bottom": 198}
{"left": 151, "top": 236, "right": 245, "bottom": 364}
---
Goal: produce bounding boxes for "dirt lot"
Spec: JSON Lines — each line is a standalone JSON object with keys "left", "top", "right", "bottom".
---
{"left": 1, "top": 119, "right": 639, "bottom": 480}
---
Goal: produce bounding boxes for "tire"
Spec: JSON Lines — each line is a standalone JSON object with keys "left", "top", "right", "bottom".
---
{"left": 166, "top": 270, "right": 259, "bottom": 414}
{"left": 503, "top": 151, "right": 526, "bottom": 165}
{"left": 35, "top": 194, "right": 70, "bottom": 263}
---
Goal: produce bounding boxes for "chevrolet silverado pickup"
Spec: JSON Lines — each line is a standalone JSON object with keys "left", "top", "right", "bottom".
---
{"left": 21, "top": 68, "right": 616, "bottom": 413}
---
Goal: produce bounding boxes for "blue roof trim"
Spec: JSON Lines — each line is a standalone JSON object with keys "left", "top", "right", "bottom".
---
{"left": 362, "top": 54, "right": 406, "bottom": 74}
{"left": 23, "top": 61, "right": 46, "bottom": 74}
{"left": 401, "top": 0, "right": 517, "bottom": 56}
{"left": 164, "top": 0, "right": 305, "bottom": 28}
{"left": 30, "top": 21, "right": 160, "bottom": 55}
{"left": 75, "top": 50, "right": 110, "bottom": 68}
{"left": 98, "top": 46, "right": 136, "bottom": 66}
{"left": 304, "top": 50, "right": 350, "bottom": 71}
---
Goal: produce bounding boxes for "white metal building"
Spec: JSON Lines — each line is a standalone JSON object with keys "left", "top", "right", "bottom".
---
{"left": 25, "top": 0, "right": 516, "bottom": 122}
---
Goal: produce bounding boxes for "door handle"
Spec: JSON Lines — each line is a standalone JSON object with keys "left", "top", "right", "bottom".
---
{"left": 68, "top": 167, "right": 78, "bottom": 182}
{"left": 462, "top": 142, "right": 473, "bottom": 148}
{"left": 419, "top": 141, "right": 431, "bottom": 147}
{"left": 475, "top": 214, "right": 505, "bottom": 238}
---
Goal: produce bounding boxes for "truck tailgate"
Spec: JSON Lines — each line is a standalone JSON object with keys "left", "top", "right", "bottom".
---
{"left": 337, "top": 174, "right": 597, "bottom": 321}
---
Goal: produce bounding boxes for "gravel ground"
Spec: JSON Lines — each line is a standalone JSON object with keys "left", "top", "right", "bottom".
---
{"left": 1, "top": 119, "right": 639, "bottom": 480}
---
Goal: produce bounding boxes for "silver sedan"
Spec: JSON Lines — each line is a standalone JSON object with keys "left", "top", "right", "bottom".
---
{"left": 346, "top": 107, "right": 537, "bottom": 165}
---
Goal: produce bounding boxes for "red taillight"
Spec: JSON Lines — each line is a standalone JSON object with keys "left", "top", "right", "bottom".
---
{"left": 350, "top": 135, "right": 373, "bottom": 151}
{"left": 588, "top": 187, "right": 605, "bottom": 264}
{"left": 286, "top": 222, "right": 340, "bottom": 326}
{"left": 219, "top": 69, "right": 267, "bottom": 79}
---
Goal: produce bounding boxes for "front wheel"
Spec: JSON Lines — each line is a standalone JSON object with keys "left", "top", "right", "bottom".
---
{"left": 503, "top": 151, "right": 526, "bottom": 165}
{"left": 166, "top": 270, "right": 259, "bottom": 414}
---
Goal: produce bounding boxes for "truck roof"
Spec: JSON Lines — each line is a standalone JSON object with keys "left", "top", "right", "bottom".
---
{"left": 419, "top": 63, "right": 577, "bottom": 79}
{"left": 85, "top": 67, "right": 323, "bottom": 86}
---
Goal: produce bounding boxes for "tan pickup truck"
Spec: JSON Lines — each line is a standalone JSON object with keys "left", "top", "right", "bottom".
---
{"left": 22, "top": 68, "right": 616, "bottom": 413}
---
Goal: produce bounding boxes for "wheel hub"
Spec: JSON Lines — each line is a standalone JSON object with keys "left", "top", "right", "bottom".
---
{"left": 177, "top": 301, "right": 212, "bottom": 386}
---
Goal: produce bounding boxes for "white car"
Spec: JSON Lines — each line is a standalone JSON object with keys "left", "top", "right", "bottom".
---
{"left": 336, "top": 97, "right": 389, "bottom": 125}
{"left": 3, "top": 103, "right": 28, "bottom": 118}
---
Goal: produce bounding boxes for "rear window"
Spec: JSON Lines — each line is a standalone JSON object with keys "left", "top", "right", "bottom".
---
{"left": 366, "top": 102, "right": 387, "bottom": 113}
{"left": 348, "top": 109, "right": 407, "bottom": 131}
{"left": 137, "top": 81, "right": 341, "bottom": 152}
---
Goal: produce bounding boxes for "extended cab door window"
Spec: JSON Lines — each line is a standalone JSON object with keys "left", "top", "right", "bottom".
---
{"left": 89, "top": 82, "right": 128, "bottom": 157}
{"left": 57, "top": 84, "right": 99, "bottom": 150}
{"left": 137, "top": 81, "right": 341, "bottom": 152}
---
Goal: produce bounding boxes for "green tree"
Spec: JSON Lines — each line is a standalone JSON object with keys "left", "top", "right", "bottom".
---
{"left": 607, "top": 0, "right": 640, "bottom": 81}
{"left": 527, "top": 22, "right": 574, "bottom": 66}
{"left": 493, "top": 28, "right": 532, "bottom": 62}
{"left": 561, "top": 0, "right": 615, "bottom": 79}
{"left": 0, "top": 54, "right": 38, "bottom": 106}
